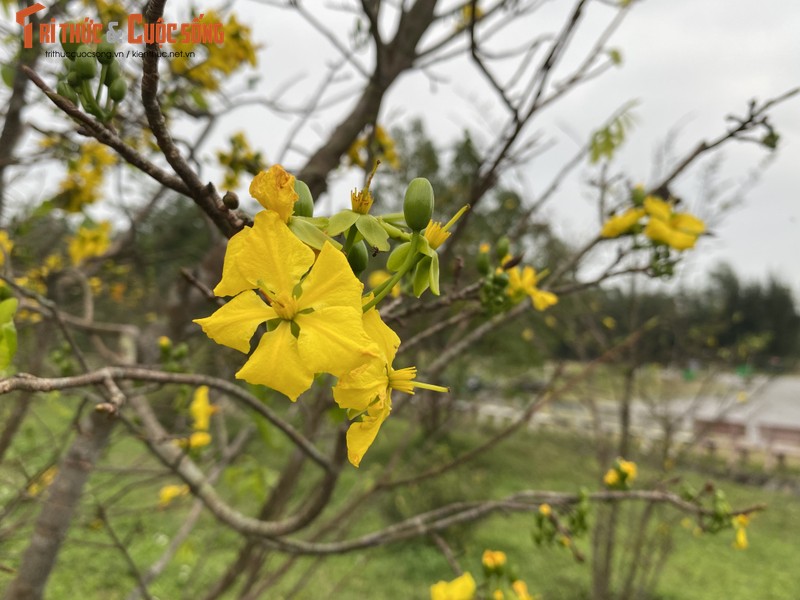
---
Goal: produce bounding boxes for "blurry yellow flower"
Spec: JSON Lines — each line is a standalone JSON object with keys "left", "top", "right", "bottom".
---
{"left": 482, "top": 549, "right": 507, "bottom": 571}
{"left": 368, "top": 270, "right": 400, "bottom": 298}
{"left": 643, "top": 196, "right": 705, "bottom": 250}
{"left": 158, "top": 336, "right": 171, "bottom": 349}
{"left": 734, "top": 514, "right": 750, "bottom": 528}
{"left": 521, "top": 328, "right": 534, "bottom": 342}
{"left": 27, "top": 466, "right": 57, "bottom": 497}
{"left": 190, "top": 385, "right": 217, "bottom": 431}
{"left": 68, "top": 221, "right": 111, "bottom": 266}
{"left": 603, "top": 468, "right": 620, "bottom": 487}
{"left": 346, "top": 125, "right": 399, "bottom": 169}
{"left": 600, "top": 207, "right": 645, "bottom": 238}
{"left": 507, "top": 266, "right": 558, "bottom": 311}
{"left": 602, "top": 316, "right": 617, "bottom": 330}
{"left": 249, "top": 165, "right": 298, "bottom": 223}
{"left": 511, "top": 579, "right": 536, "bottom": 600}
{"left": 0, "top": 230, "right": 13, "bottom": 268}
{"left": 56, "top": 142, "right": 116, "bottom": 212}
{"left": 539, "top": 503, "right": 552, "bottom": 517}
{"left": 493, "top": 590, "right": 504, "bottom": 600}
{"left": 733, "top": 526, "right": 748, "bottom": 550}
{"left": 430, "top": 572, "right": 476, "bottom": 600}
{"left": 174, "top": 431, "right": 212, "bottom": 449}
{"left": 619, "top": 458, "right": 637, "bottom": 483}
{"left": 158, "top": 484, "right": 189, "bottom": 508}
{"left": 479, "top": 242, "right": 490, "bottom": 254}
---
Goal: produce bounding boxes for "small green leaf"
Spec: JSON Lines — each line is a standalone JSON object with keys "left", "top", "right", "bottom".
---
{"left": 386, "top": 242, "right": 411, "bottom": 272}
{"left": 327, "top": 210, "right": 360, "bottom": 236}
{"left": 413, "top": 257, "right": 432, "bottom": 297}
{"left": 429, "top": 252, "right": 440, "bottom": 296}
{"left": 355, "top": 215, "right": 390, "bottom": 252}
{"left": 289, "top": 218, "right": 340, "bottom": 251}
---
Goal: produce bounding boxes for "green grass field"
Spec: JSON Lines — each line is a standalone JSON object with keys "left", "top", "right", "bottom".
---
{"left": 1, "top": 394, "right": 798, "bottom": 599}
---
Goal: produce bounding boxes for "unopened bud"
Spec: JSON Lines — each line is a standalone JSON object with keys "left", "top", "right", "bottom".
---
{"left": 222, "top": 191, "right": 240, "bottom": 210}
{"left": 403, "top": 177, "right": 434, "bottom": 231}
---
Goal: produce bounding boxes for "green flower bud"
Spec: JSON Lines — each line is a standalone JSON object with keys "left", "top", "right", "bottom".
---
{"left": 403, "top": 177, "right": 434, "bottom": 231}
{"left": 66, "top": 70, "right": 80, "bottom": 88}
{"left": 476, "top": 249, "right": 490, "bottom": 275}
{"left": 495, "top": 236, "right": 510, "bottom": 260}
{"left": 73, "top": 46, "right": 97, "bottom": 80}
{"left": 96, "top": 39, "right": 116, "bottom": 65}
{"left": 56, "top": 80, "right": 78, "bottom": 104}
{"left": 104, "top": 60, "right": 121, "bottom": 85}
{"left": 293, "top": 179, "right": 314, "bottom": 217}
{"left": 109, "top": 78, "right": 127, "bottom": 102}
{"left": 61, "top": 27, "right": 80, "bottom": 57}
{"left": 346, "top": 240, "right": 369, "bottom": 276}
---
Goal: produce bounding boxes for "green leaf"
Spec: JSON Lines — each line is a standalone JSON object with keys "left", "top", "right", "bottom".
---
{"left": 429, "top": 252, "right": 440, "bottom": 296}
{"left": 289, "top": 218, "right": 340, "bottom": 251}
{"left": 355, "top": 215, "right": 390, "bottom": 251}
{"left": 386, "top": 242, "right": 411, "bottom": 272}
{"left": 327, "top": 210, "right": 360, "bottom": 236}
{"left": 0, "top": 298, "right": 18, "bottom": 323}
{"left": 413, "top": 257, "right": 432, "bottom": 297}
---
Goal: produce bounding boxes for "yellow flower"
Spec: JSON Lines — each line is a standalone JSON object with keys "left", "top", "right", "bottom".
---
{"left": 68, "top": 221, "right": 111, "bottom": 266}
{"left": 602, "top": 316, "right": 617, "bottom": 330}
{"left": 195, "top": 210, "right": 377, "bottom": 401}
{"left": 173, "top": 431, "right": 212, "bottom": 449}
{"left": 249, "top": 165, "right": 298, "bottom": 223}
{"left": 333, "top": 307, "right": 447, "bottom": 467}
{"left": 618, "top": 458, "right": 637, "bottom": 483}
{"left": 430, "top": 572, "right": 476, "bottom": 600}
{"left": 482, "top": 549, "right": 507, "bottom": 570}
{"left": 600, "top": 207, "right": 645, "bottom": 238}
{"left": 158, "top": 484, "right": 190, "bottom": 508}
{"left": 423, "top": 205, "right": 469, "bottom": 251}
{"left": 158, "top": 336, "right": 171, "bottom": 349}
{"left": 643, "top": 196, "right": 705, "bottom": 250}
{"left": 0, "top": 230, "right": 13, "bottom": 267}
{"left": 493, "top": 590, "right": 504, "bottom": 600}
{"left": 507, "top": 266, "right": 558, "bottom": 311}
{"left": 368, "top": 270, "right": 400, "bottom": 298}
{"left": 733, "top": 526, "right": 748, "bottom": 550}
{"left": 479, "top": 242, "right": 490, "bottom": 254}
{"left": 539, "top": 503, "right": 552, "bottom": 517}
{"left": 56, "top": 142, "right": 116, "bottom": 212}
{"left": 511, "top": 580, "right": 535, "bottom": 600}
{"left": 521, "top": 328, "right": 534, "bottom": 342}
{"left": 351, "top": 186, "right": 374, "bottom": 215}
{"left": 734, "top": 514, "right": 750, "bottom": 528}
{"left": 189, "top": 385, "right": 217, "bottom": 431}
{"left": 603, "top": 468, "right": 620, "bottom": 487}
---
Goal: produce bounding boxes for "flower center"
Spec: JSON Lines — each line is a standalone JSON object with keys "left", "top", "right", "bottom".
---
{"left": 388, "top": 366, "right": 417, "bottom": 394}
{"left": 270, "top": 291, "right": 299, "bottom": 320}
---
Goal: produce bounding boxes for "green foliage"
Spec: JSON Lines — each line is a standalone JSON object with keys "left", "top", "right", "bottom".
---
{"left": 0, "top": 297, "right": 18, "bottom": 370}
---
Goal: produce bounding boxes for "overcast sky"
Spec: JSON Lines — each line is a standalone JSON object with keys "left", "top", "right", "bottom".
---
{"left": 3, "top": 0, "right": 798, "bottom": 294}
{"left": 219, "top": 0, "right": 799, "bottom": 294}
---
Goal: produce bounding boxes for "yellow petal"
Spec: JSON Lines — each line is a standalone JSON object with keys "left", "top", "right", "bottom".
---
{"left": 671, "top": 212, "right": 705, "bottom": 235}
{"left": 362, "top": 308, "right": 401, "bottom": 363}
{"left": 236, "top": 210, "right": 315, "bottom": 298}
{"left": 236, "top": 321, "right": 315, "bottom": 401}
{"left": 346, "top": 397, "right": 391, "bottom": 467}
{"left": 531, "top": 289, "right": 558, "bottom": 311}
{"left": 214, "top": 226, "right": 256, "bottom": 297}
{"left": 644, "top": 196, "right": 672, "bottom": 221}
{"left": 600, "top": 207, "right": 645, "bottom": 238}
{"left": 249, "top": 165, "right": 298, "bottom": 223}
{"left": 296, "top": 242, "right": 363, "bottom": 311}
{"left": 296, "top": 306, "right": 378, "bottom": 376}
{"left": 190, "top": 385, "right": 217, "bottom": 431}
{"left": 194, "top": 291, "right": 276, "bottom": 353}
{"left": 333, "top": 357, "right": 388, "bottom": 412}
{"left": 430, "top": 572, "right": 477, "bottom": 600}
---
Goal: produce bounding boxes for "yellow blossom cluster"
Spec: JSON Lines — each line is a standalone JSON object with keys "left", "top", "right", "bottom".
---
{"left": 600, "top": 192, "right": 706, "bottom": 251}
{"left": 68, "top": 221, "right": 112, "bottom": 266}
{"left": 430, "top": 572, "right": 476, "bottom": 600}
{"left": 55, "top": 142, "right": 116, "bottom": 213}
{"left": 732, "top": 513, "right": 750, "bottom": 550}
{"left": 482, "top": 549, "right": 507, "bottom": 572}
{"left": 27, "top": 466, "right": 58, "bottom": 497}
{"left": 173, "top": 386, "right": 217, "bottom": 450}
{"left": 603, "top": 457, "right": 637, "bottom": 488}
{"left": 346, "top": 125, "right": 400, "bottom": 169}
{"left": 216, "top": 132, "right": 266, "bottom": 190}
{"left": 172, "top": 12, "right": 257, "bottom": 92}
{"left": 0, "top": 230, "right": 13, "bottom": 268}
{"left": 195, "top": 165, "right": 448, "bottom": 467}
